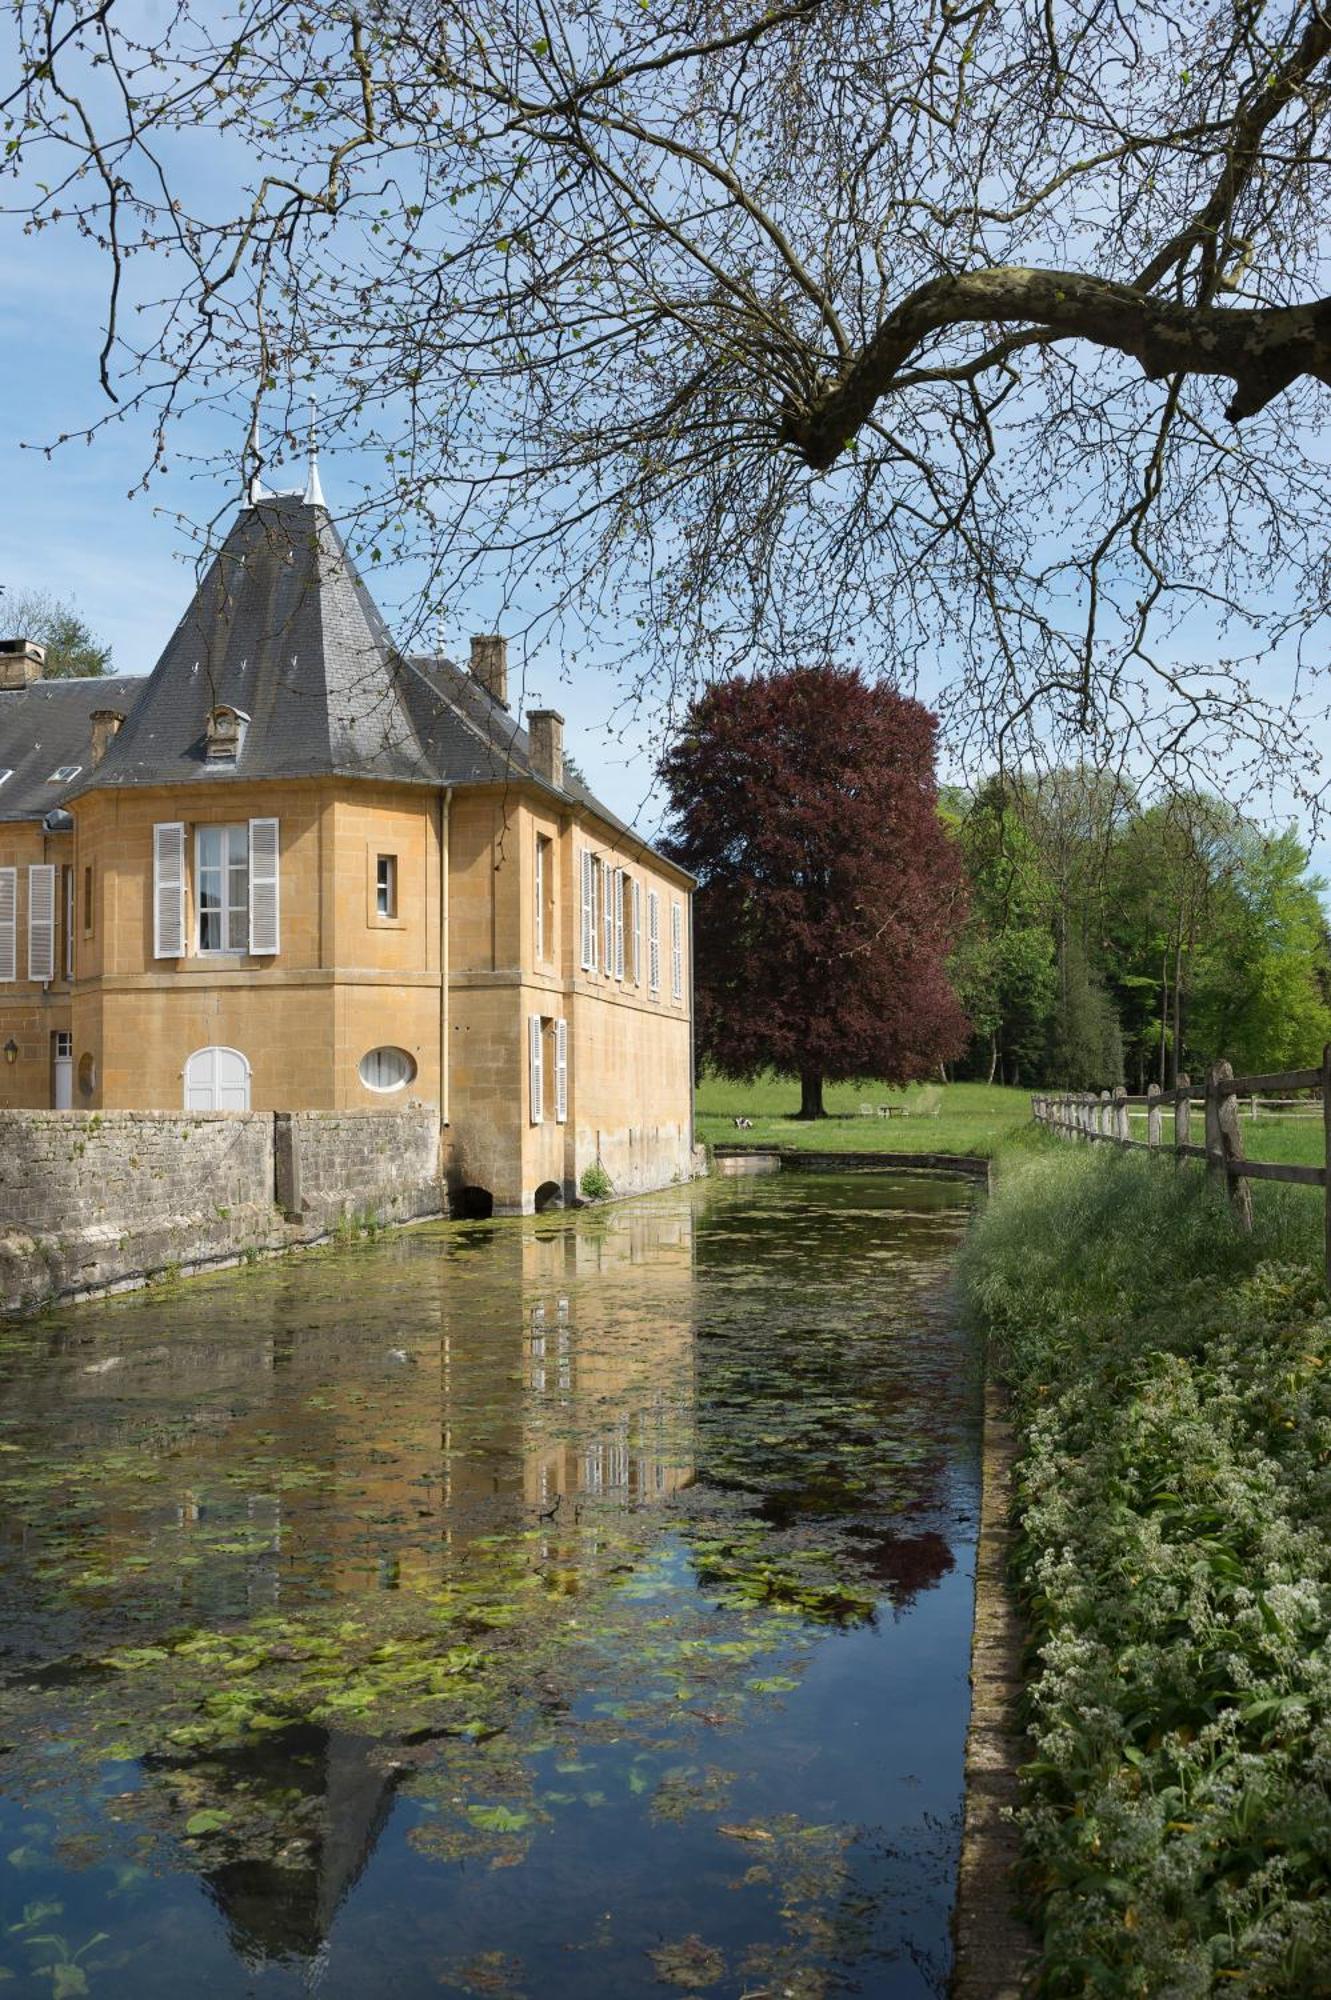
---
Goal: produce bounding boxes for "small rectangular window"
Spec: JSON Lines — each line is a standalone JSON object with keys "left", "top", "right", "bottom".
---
{"left": 376, "top": 853, "right": 398, "bottom": 918}
{"left": 48, "top": 764, "right": 81, "bottom": 783}
{"left": 0, "top": 769, "right": 12, "bottom": 788}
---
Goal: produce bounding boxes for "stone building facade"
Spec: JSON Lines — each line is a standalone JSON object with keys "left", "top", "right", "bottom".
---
{"left": 0, "top": 481, "right": 694, "bottom": 1214}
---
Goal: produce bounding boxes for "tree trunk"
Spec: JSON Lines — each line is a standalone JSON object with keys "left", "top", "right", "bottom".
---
{"left": 797, "top": 1071, "right": 826, "bottom": 1119}
{"left": 987, "top": 1032, "right": 998, "bottom": 1086}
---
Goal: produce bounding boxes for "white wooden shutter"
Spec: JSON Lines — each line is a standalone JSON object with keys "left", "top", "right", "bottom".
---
{"left": 27, "top": 864, "right": 55, "bottom": 984}
{"left": 613, "top": 867, "right": 625, "bottom": 979}
{"left": 648, "top": 890, "right": 660, "bottom": 993}
{"left": 0, "top": 869, "right": 16, "bottom": 982}
{"left": 579, "top": 848, "right": 594, "bottom": 970}
{"left": 64, "top": 866, "right": 74, "bottom": 979}
{"left": 554, "top": 1017, "right": 568, "bottom": 1123}
{"left": 602, "top": 859, "right": 613, "bottom": 972}
{"left": 529, "top": 1013, "right": 544, "bottom": 1123}
{"left": 153, "top": 822, "right": 186, "bottom": 959}
{"left": 671, "top": 900, "right": 684, "bottom": 1001}
{"left": 249, "top": 818, "right": 280, "bottom": 955}
{"left": 631, "top": 878, "right": 642, "bottom": 983}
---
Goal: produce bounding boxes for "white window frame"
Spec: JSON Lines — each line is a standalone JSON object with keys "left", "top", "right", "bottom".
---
{"left": 601, "top": 858, "right": 613, "bottom": 973}
{"left": 376, "top": 853, "right": 398, "bottom": 918}
{"left": 612, "top": 867, "right": 625, "bottom": 980}
{"left": 631, "top": 878, "right": 642, "bottom": 985}
{"left": 535, "top": 835, "right": 545, "bottom": 962}
{"left": 64, "top": 865, "right": 74, "bottom": 980}
{"left": 195, "top": 822, "right": 250, "bottom": 955}
{"left": 671, "top": 899, "right": 684, "bottom": 1003}
{"left": 647, "top": 889, "right": 661, "bottom": 995}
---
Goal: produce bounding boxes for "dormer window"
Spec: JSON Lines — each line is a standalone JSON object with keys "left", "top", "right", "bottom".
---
{"left": 0, "top": 769, "right": 11, "bottom": 788}
{"left": 205, "top": 705, "right": 250, "bottom": 763}
{"left": 48, "top": 764, "right": 81, "bottom": 783}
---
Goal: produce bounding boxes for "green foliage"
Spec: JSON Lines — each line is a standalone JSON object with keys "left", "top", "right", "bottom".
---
{"left": 951, "top": 775, "right": 1331, "bottom": 1090}
{"left": 1, "top": 589, "right": 111, "bottom": 678}
{"left": 578, "top": 1161, "right": 614, "bottom": 1200}
{"left": 961, "top": 1146, "right": 1331, "bottom": 1992}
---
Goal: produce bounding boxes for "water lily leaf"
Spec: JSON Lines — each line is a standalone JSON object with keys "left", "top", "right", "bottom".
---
{"left": 184, "top": 1809, "right": 230, "bottom": 1836}
{"left": 465, "top": 1805, "right": 530, "bottom": 1833}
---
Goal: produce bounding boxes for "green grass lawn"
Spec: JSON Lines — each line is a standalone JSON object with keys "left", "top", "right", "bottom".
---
{"left": 695, "top": 1073, "right": 1032, "bottom": 1157}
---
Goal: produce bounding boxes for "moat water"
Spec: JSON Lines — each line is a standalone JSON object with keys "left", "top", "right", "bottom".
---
{"left": 0, "top": 1171, "right": 980, "bottom": 1998}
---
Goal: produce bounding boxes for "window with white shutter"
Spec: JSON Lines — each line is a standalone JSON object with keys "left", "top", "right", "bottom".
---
{"left": 613, "top": 867, "right": 625, "bottom": 980}
{"left": 601, "top": 859, "right": 613, "bottom": 972}
{"left": 153, "top": 822, "right": 186, "bottom": 959}
{"left": 554, "top": 1017, "right": 568, "bottom": 1123}
{"left": 534, "top": 836, "right": 545, "bottom": 962}
{"left": 249, "top": 818, "right": 280, "bottom": 955}
{"left": 0, "top": 869, "right": 16, "bottom": 983}
{"left": 529, "top": 1013, "right": 544, "bottom": 1123}
{"left": 647, "top": 890, "right": 660, "bottom": 994}
{"left": 27, "top": 864, "right": 55, "bottom": 984}
{"left": 631, "top": 878, "right": 642, "bottom": 984}
{"left": 671, "top": 900, "right": 684, "bottom": 1002}
{"left": 579, "top": 848, "right": 595, "bottom": 970}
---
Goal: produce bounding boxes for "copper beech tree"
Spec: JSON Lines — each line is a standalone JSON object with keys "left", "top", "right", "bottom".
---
{"left": 5, "top": 0, "right": 1331, "bottom": 793}
{"left": 659, "top": 666, "right": 969, "bottom": 1118}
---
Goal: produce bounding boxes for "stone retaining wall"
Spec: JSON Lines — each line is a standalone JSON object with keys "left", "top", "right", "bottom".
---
{"left": 0, "top": 1106, "right": 443, "bottom": 1312}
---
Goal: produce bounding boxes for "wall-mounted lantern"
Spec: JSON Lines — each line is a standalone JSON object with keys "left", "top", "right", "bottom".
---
{"left": 3, "top": 1039, "right": 18, "bottom": 1064}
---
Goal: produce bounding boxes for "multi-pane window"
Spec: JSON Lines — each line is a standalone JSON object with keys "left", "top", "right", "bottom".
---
{"left": 647, "top": 890, "right": 660, "bottom": 994}
{"left": 196, "top": 823, "right": 249, "bottom": 953}
{"left": 536, "top": 834, "right": 553, "bottom": 961}
{"left": 376, "top": 853, "right": 397, "bottom": 917}
{"left": 671, "top": 899, "right": 684, "bottom": 1001}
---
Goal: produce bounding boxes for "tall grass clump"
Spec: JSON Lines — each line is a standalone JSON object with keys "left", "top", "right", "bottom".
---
{"left": 960, "top": 1145, "right": 1331, "bottom": 1997}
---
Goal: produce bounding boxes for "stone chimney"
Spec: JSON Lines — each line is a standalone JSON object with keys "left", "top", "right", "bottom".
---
{"left": 89, "top": 709, "right": 126, "bottom": 766}
{"left": 527, "top": 709, "right": 565, "bottom": 789}
{"left": 0, "top": 638, "right": 46, "bottom": 690}
{"left": 469, "top": 634, "right": 509, "bottom": 710}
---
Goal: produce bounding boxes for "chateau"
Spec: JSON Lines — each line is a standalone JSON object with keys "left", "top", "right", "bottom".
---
{"left": 0, "top": 476, "right": 695, "bottom": 1215}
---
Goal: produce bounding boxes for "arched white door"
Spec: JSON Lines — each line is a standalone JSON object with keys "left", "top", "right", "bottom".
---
{"left": 183, "top": 1045, "right": 251, "bottom": 1111}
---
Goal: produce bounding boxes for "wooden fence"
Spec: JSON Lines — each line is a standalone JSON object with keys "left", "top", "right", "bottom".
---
{"left": 1031, "top": 1052, "right": 1331, "bottom": 1285}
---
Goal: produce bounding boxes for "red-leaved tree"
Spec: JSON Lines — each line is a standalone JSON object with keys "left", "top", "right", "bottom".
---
{"left": 660, "top": 666, "right": 969, "bottom": 1118}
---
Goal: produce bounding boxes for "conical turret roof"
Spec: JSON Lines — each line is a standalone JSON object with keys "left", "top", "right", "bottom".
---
{"left": 87, "top": 495, "right": 438, "bottom": 788}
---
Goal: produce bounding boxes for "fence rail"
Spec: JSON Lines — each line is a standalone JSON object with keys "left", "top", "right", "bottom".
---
{"left": 1031, "top": 1049, "right": 1331, "bottom": 1286}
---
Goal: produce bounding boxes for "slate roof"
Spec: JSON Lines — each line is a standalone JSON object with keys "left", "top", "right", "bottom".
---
{"left": 0, "top": 491, "right": 679, "bottom": 867}
{"left": 0, "top": 674, "right": 146, "bottom": 822}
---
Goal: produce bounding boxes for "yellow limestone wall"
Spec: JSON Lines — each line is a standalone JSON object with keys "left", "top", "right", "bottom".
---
{"left": 65, "top": 780, "right": 443, "bottom": 1111}
{"left": 445, "top": 790, "right": 694, "bottom": 1213}
{"left": 0, "top": 823, "right": 75, "bottom": 1110}
{"left": 3, "top": 764, "right": 694, "bottom": 1215}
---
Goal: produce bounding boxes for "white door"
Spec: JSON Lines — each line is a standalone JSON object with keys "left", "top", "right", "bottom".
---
{"left": 53, "top": 1031, "right": 72, "bottom": 1110}
{"left": 183, "top": 1045, "right": 251, "bottom": 1111}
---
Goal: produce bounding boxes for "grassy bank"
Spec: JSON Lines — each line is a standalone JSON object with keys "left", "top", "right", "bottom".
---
{"left": 696, "top": 1074, "right": 1030, "bottom": 1156}
{"left": 959, "top": 1145, "right": 1331, "bottom": 1995}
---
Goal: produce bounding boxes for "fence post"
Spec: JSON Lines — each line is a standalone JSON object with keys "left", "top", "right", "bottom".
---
{"left": 1099, "top": 1089, "right": 1111, "bottom": 1141}
{"left": 1204, "top": 1064, "right": 1224, "bottom": 1192}
{"left": 1147, "top": 1083, "right": 1161, "bottom": 1150}
{"left": 1174, "top": 1075, "right": 1191, "bottom": 1160}
{"left": 1114, "top": 1085, "right": 1130, "bottom": 1144}
{"left": 1214, "top": 1060, "right": 1253, "bottom": 1233}
{"left": 1322, "top": 1045, "right": 1331, "bottom": 1295}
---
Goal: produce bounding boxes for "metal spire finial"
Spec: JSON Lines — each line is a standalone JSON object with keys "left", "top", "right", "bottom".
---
{"left": 303, "top": 397, "right": 326, "bottom": 508}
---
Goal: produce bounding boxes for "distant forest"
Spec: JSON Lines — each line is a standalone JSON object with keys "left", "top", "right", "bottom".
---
{"left": 946, "top": 774, "right": 1331, "bottom": 1091}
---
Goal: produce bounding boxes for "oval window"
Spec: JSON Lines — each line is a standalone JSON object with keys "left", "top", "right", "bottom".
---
{"left": 359, "top": 1046, "right": 416, "bottom": 1092}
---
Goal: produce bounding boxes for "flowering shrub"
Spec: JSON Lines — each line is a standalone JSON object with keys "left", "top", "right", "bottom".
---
{"left": 959, "top": 1148, "right": 1331, "bottom": 1995}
